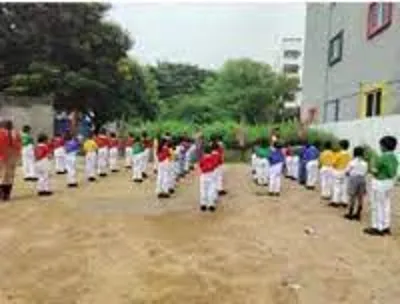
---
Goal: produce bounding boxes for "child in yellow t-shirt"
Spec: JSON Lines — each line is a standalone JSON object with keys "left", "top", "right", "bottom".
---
{"left": 330, "top": 139, "right": 351, "bottom": 207}
{"left": 319, "top": 141, "right": 335, "bottom": 199}
{"left": 83, "top": 133, "right": 98, "bottom": 182}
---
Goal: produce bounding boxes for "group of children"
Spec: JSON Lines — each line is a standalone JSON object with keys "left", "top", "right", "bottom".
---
{"left": 251, "top": 135, "right": 399, "bottom": 237}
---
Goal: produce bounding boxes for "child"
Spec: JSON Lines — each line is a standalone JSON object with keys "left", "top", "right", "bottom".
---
{"left": 142, "top": 131, "right": 152, "bottom": 178}
{"left": 83, "top": 132, "right": 98, "bottom": 182}
{"left": 52, "top": 132, "right": 67, "bottom": 175}
{"left": 21, "top": 125, "right": 37, "bottom": 181}
{"left": 255, "top": 138, "right": 270, "bottom": 186}
{"left": 304, "top": 141, "right": 320, "bottom": 190}
{"left": 132, "top": 135, "right": 144, "bottom": 183}
{"left": 153, "top": 135, "right": 159, "bottom": 174}
{"left": 268, "top": 141, "right": 285, "bottom": 196}
{"left": 251, "top": 138, "right": 261, "bottom": 179}
{"left": 64, "top": 131, "right": 80, "bottom": 188}
{"left": 298, "top": 140, "right": 308, "bottom": 185}
{"left": 96, "top": 128, "right": 110, "bottom": 177}
{"left": 166, "top": 138, "right": 176, "bottom": 194}
{"left": 124, "top": 133, "right": 134, "bottom": 169}
{"left": 344, "top": 146, "right": 368, "bottom": 221}
{"left": 199, "top": 144, "right": 217, "bottom": 212}
{"left": 364, "top": 136, "right": 398, "bottom": 236}
{"left": 330, "top": 139, "right": 351, "bottom": 208}
{"left": 34, "top": 133, "right": 53, "bottom": 196}
{"left": 213, "top": 135, "right": 227, "bottom": 196}
{"left": 156, "top": 137, "right": 171, "bottom": 198}
{"left": 109, "top": 132, "right": 120, "bottom": 173}
{"left": 291, "top": 140, "right": 300, "bottom": 181}
{"left": 284, "top": 141, "right": 293, "bottom": 179}
{"left": 319, "top": 141, "right": 335, "bottom": 199}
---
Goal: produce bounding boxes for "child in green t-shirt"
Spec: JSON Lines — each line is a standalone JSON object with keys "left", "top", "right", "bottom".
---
{"left": 255, "top": 138, "right": 270, "bottom": 186}
{"left": 364, "top": 135, "right": 398, "bottom": 236}
{"left": 132, "top": 135, "right": 144, "bottom": 183}
{"left": 21, "top": 125, "right": 37, "bottom": 181}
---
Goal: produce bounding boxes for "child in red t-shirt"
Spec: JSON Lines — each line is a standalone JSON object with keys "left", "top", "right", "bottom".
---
{"left": 52, "top": 132, "right": 66, "bottom": 175}
{"left": 199, "top": 144, "right": 218, "bottom": 212}
{"left": 35, "top": 133, "right": 53, "bottom": 196}
{"left": 95, "top": 128, "right": 110, "bottom": 177}
{"left": 124, "top": 132, "right": 134, "bottom": 169}
{"left": 156, "top": 138, "right": 171, "bottom": 198}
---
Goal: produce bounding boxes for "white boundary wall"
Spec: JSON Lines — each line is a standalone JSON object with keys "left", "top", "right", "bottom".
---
{"left": 312, "top": 115, "right": 400, "bottom": 152}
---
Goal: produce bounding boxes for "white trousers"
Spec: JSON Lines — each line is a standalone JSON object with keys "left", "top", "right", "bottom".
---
{"left": 269, "top": 163, "right": 283, "bottom": 194}
{"left": 65, "top": 153, "right": 77, "bottom": 184}
{"left": 97, "top": 147, "right": 108, "bottom": 175}
{"left": 167, "top": 160, "right": 175, "bottom": 190}
{"left": 331, "top": 169, "right": 348, "bottom": 204}
{"left": 215, "top": 165, "right": 224, "bottom": 191}
{"left": 54, "top": 147, "right": 66, "bottom": 173}
{"left": 85, "top": 151, "right": 97, "bottom": 179}
{"left": 142, "top": 148, "right": 150, "bottom": 173}
{"left": 251, "top": 153, "right": 257, "bottom": 174}
{"left": 320, "top": 166, "right": 333, "bottom": 198}
{"left": 132, "top": 153, "right": 143, "bottom": 180}
{"left": 125, "top": 147, "right": 132, "bottom": 167}
{"left": 306, "top": 160, "right": 319, "bottom": 187}
{"left": 36, "top": 158, "right": 51, "bottom": 192}
{"left": 285, "top": 156, "right": 293, "bottom": 177}
{"left": 256, "top": 158, "right": 269, "bottom": 185}
{"left": 156, "top": 160, "right": 169, "bottom": 194}
{"left": 109, "top": 147, "right": 119, "bottom": 171}
{"left": 200, "top": 172, "right": 216, "bottom": 207}
{"left": 369, "top": 179, "right": 394, "bottom": 230}
{"left": 153, "top": 148, "right": 158, "bottom": 171}
{"left": 184, "top": 151, "right": 191, "bottom": 172}
{"left": 22, "top": 144, "right": 36, "bottom": 178}
{"left": 292, "top": 156, "right": 299, "bottom": 180}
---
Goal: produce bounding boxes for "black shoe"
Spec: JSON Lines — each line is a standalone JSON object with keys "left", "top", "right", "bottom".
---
{"left": 153, "top": 169, "right": 157, "bottom": 174}
{"left": 68, "top": 183, "right": 78, "bottom": 188}
{"left": 125, "top": 166, "right": 132, "bottom": 169}
{"left": 3, "top": 185, "right": 12, "bottom": 201}
{"left": 306, "top": 186, "right": 315, "bottom": 191}
{"left": 382, "top": 228, "right": 392, "bottom": 236}
{"left": 275, "top": 193, "right": 281, "bottom": 197}
{"left": 340, "top": 203, "right": 348, "bottom": 208}
{"left": 56, "top": 171, "right": 66, "bottom": 175}
{"left": 200, "top": 205, "right": 207, "bottom": 212}
{"left": 209, "top": 206, "right": 216, "bottom": 212}
{"left": 363, "top": 227, "right": 382, "bottom": 236}
{"left": 353, "top": 213, "right": 361, "bottom": 221}
{"left": 142, "top": 173, "right": 148, "bottom": 179}
{"left": 218, "top": 190, "right": 227, "bottom": 196}
{"left": 44, "top": 191, "right": 53, "bottom": 196}
{"left": 99, "top": 173, "right": 107, "bottom": 177}
{"left": 251, "top": 170, "right": 256, "bottom": 175}
{"left": 111, "top": 169, "right": 119, "bottom": 173}
{"left": 329, "top": 202, "right": 339, "bottom": 208}
{"left": 169, "top": 189, "right": 175, "bottom": 194}
{"left": 344, "top": 214, "right": 354, "bottom": 221}
{"left": 268, "top": 192, "right": 274, "bottom": 196}
{"left": 88, "top": 177, "right": 96, "bottom": 182}
{"left": 38, "top": 191, "right": 47, "bottom": 197}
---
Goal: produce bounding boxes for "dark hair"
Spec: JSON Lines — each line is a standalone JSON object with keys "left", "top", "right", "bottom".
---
{"left": 353, "top": 146, "right": 364, "bottom": 158}
{"left": 379, "top": 135, "right": 397, "bottom": 152}
{"left": 260, "top": 137, "right": 269, "bottom": 147}
{"left": 5, "top": 120, "right": 13, "bottom": 145}
{"left": 324, "top": 141, "right": 332, "bottom": 150}
{"left": 274, "top": 141, "right": 283, "bottom": 149}
{"left": 142, "top": 131, "right": 147, "bottom": 137}
{"left": 157, "top": 137, "right": 166, "bottom": 154}
{"left": 99, "top": 128, "right": 106, "bottom": 135}
{"left": 128, "top": 132, "right": 134, "bottom": 137}
{"left": 134, "top": 135, "right": 141, "bottom": 142}
{"left": 23, "top": 125, "right": 31, "bottom": 133}
{"left": 204, "top": 144, "right": 212, "bottom": 154}
{"left": 37, "top": 133, "right": 48, "bottom": 143}
{"left": 339, "top": 139, "right": 350, "bottom": 150}
{"left": 64, "top": 131, "right": 73, "bottom": 141}
{"left": 110, "top": 132, "right": 116, "bottom": 138}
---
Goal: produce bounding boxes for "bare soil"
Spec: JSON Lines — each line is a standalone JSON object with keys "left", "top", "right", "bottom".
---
{"left": 1, "top": 162, "right": 400, "bottom": 304}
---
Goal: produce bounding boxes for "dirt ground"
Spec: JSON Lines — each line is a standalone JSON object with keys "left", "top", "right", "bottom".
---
{"left": 1, "top": 161, "right": 400, "bottom": 304}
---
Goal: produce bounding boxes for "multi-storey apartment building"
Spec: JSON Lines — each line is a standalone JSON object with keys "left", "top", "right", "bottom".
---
{"left": 302, "top": 2, "right": 400, "bottom": 124}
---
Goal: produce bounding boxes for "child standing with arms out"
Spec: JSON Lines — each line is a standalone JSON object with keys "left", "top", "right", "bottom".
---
{"left": 304, "top": 141, "right": 320, "bottom": 190}
{"left": 124, "top": 133, "right": 134, "bottom": 169}
{"left": 344, "top": 146, "right": 368, "bottom": 221}
{"left": 96, "top": 128, "right": 110, "bottom": 177}
{"left": 319, "top": 141, "right": 335, "bottom": 200}
{"left": 52, "top": 132, "right": 66, "bottom": 175}
{"left": 109, "top": 132, "right": 120, "bottom": 173}
{"left": 21, "top": 125, "right": 37, "bottom": 181}
{"left": 156, "top": 137, "right": 171, "bottom": 198}
{"left": 364, "top": 136, "right": 398, "bottom": 236}
{"left": 64, "top": 132, "right": 80, "bottom": 188}
{"left": 330, "top": 139, "right": 351, "bottom": 208}
{"left": 132, "top": 135, "right": 144, "bottom": 183}
{"left": 268, "top": 141, "right": 285, "bottom": 196}
{"left": 83, "top": 132, "right": 98, "bottom": 182}
{"left": 199, "top": 144, "right": 217, "bottom": 212}
{"left": 35, "top": 133, "right": 53, "bottom": 196}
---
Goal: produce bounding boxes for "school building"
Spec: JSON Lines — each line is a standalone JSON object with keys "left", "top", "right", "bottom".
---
{"left": 302, "top": 2, "right": 400, "bottom": 124}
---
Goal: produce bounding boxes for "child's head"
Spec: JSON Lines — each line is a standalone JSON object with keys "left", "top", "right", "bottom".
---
{"left": 23, "top": 125, "right": 31, "bottom": 133}
{"left": 274, "top": 141, "right": 283, "bottom": 149}
{"left": 379, "top": 135, "right": 397, "bottom": 152}
{"left": 324, "top": 141, "right": 332, "bottom": 150}
{"left": 99, "top": 128, "right": 106, "bottom": 135}
{"left": 353, "top": 146, "right": 365, "bottom": 158}
{"left": 134, "top": 134, "right": 141, "bottom": 142}
{"left": 260, "top": 137, "right": 268, "bottom": 147}
{"left": 128, "top": 132, "right": 134, "bottom": 138}
{"left": 64, "top": 131, "right": 73, "bottom": 141}
{"left": 37, "top": 133, "right": 48, "bottom": 143}
{"left": 110, "top": 132, "right": 116, "bottom": 138}
{"left": 204, "top": 144, "right": 213, "bottom": 154}
{"left": 142, "top": 131, "right": 148, "bottom": 138}
{"left": 339, "top": 139, "right": 350, "bottom": 151}
{"left": 87, "top": 131, "right": 95, "bottom": 139}
{"left": 313, "top": 140, "right": 321, "bottom": 150}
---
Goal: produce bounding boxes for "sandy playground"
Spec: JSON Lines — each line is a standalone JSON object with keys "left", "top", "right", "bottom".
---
{"left": 0, "top": 162, "right": 400, "bottom": 304}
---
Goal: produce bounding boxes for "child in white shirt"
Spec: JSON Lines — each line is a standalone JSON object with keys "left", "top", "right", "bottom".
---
{"left": 344, "top": 146, "right": 368, "bottom": 221}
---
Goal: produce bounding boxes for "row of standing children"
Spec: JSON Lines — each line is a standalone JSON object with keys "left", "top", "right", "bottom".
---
{"left": 257, "top": 135, "right": 398, "bottom": 237}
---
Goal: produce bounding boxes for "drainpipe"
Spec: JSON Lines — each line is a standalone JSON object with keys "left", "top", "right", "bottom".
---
{"left": 323, "top": 4, "right": 333, "bottom": 122}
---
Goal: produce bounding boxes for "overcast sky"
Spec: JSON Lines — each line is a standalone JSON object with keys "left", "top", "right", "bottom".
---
{"left": 107, "top": 3, "right": 306, "bottom": 69}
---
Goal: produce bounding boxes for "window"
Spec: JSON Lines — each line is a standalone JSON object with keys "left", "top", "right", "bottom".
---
{"left": 365, "top": 89, "right": 382, "bottom": 117}
{"left": 324, "top": 99, "right": 340, "bottom": 122}
{"left": 328, "top": 30, "right": 343, "bottom": 66}
{"left": 283, "top": 50, "right": 301, "bottom": 59}
{"left": 367, "top": 3, "right": 392, "bottom": 39}
{"left": 283, "top": 64, "right": 300, "bottom": 74}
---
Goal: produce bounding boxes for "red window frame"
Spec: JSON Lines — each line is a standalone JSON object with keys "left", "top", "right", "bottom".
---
{"left": 367, "top": 2, "right": 393, "bottom": 39}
